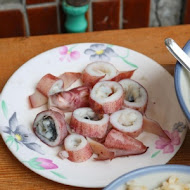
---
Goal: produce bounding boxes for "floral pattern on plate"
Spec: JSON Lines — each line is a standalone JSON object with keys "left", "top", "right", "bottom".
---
{"left": 1, "top": 101, "right": 44, "bottom": 154}
{"left": 84, "top": 43, "right": 138, "bottom": 68}
{"left": 151, "top": 122, "right": 186, "bottom": 158}
{"left": 84, "top": 44, "right": 117, "bottom": 61}
{"left": 24, "top": 157, "right": 66, "bottom": 179}
{"left": 59, "top": 45, "right": 80, "bottom": 62}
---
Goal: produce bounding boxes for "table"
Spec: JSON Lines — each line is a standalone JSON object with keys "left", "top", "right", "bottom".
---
{"left": 0, "top": 25, "right": 190, "bottom": 190}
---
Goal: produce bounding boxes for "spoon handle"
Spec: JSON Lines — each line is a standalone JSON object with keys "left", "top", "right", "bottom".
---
{"left": 165, "top": 38, "right": 190, "bottom": 72}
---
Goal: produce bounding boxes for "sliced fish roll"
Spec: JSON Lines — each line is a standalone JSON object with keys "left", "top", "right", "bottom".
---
{"left": 110, "top": 108, "right": 143, "bottom": 137}
{"left": 119, "top": 79, "right": 148, "bottom": 113}
{"left": 104, "top": 129, "right": 148, "bottom": 156}
{"left": 33, "top": 110, "right": 68, "bottom": 147}
{"left": 70, "top": 107, "right": 109, "bottom": 138}
{"left": 64, "top": 134, "right": 93, "bottom": 162}
{"left": 82, "top": 62, "right": 117, "bottom": 86}
{"left": 36, "top": 73, "right": 64, "bottom": 97}
{"left": 90, "top": 81, "right": 124, "bottom": 114}
{"left": 48, "top": 86, "right": 90, "bottom": 113}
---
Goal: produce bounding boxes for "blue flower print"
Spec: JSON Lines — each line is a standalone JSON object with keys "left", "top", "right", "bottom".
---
{"left": 173, "top": 122, "right": 186, "bottom": 132}
{"left": 3, "top": 112, "right": 44, "bottom": 154}
{"left": 84, "top": 44, "right": 117, "bottom": 61}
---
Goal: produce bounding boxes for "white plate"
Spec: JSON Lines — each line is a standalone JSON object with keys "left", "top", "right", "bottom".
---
{"left": 0, "top": 43, "right": 187, "bottom": 188}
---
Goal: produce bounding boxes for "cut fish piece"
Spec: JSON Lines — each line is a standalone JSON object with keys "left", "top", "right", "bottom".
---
{"left": 87, "top": 137, "right": 114, "bottom": 160}
{"left": 29, "top": 89, "right": 48, "bottom": 108}
{"left": 82, "top": 62, "right": 117, "bottom": 86}
{"left": 110, "top": 148, "right": 147, "bottom": 158}
{"left": 90, "top": 124, "right": 113, "bottom": 143}
{"left": 110, "top": 108, "right": 143, "bottom": 138}
{"left": 36, "top": 73, "right": 64, "bottom": 97}
{"left": 70, "top": 107, "right": 109, "bottom": 138}
{"left": 90, "top": 81, "right": 124, "bottom": 114}
{"left": 119, "top": 79, "right": 148, "bottom": 113}
{"left": 64, "top": 134, "right": 93, "bottom": 162}
{"left": 49, "top": 107, "right": 65, "bottom": 116}
{"left": 59, "top": 72, "right": 81, "bottom": 90}
{"left": 143, "top": 115, "right": 171, "bottom": 141}
{"left": 104, "top": 129, "right": 148, "bottom": 156}
{"left": 33, "top": 110, "right": 68, "bottom": 147}
{"left": 110, "top": 70, "right": 136, "bottom": 82}
{"left": 48, "top": 86, "right": 90, "bottom": 113}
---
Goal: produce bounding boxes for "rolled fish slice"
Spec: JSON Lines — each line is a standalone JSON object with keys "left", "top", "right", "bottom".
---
{"left": 104, "top": 129, "right": 148, "bottom": 156}
{"left": 70, "top": 107, "right": 109, "bottom": 138}
{"left": 33, "top": 110, "right": 68, "bottom": 147}
{"left": 90, "top": 81, "right": 124, "bottom": 114}
{"left": 119, "top": 79, "right": 148, "bottom": 113}
{"left": 110, "top": 108, "right": 170, "bottom": 140}
{"left": 82, "top": 62, "right": 117, "bottom": 86}
{"left": 36, "top": 73, "right": 64, "bottom": 97}
{"left": 48, "top": 86, "right": 90, "bottom": 113}
{"left": 64, "top": 134, "right": 93, "bottom": 162}
{"left": 110, "top": 108, "right": 143, "bottom": 138}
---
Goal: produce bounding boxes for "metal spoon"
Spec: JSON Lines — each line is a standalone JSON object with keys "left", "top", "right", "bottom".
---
{"left": 165, "top": 38, "right": 190, "bottom": 72}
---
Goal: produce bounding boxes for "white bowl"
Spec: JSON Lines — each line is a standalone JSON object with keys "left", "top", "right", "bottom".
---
{"left": 104, "top": 165, "right": 190, "bottom": 190}
{"left": 175, "top": 40, "right": 190, "bottom": 122}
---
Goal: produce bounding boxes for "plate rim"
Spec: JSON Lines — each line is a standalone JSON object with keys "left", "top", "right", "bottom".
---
{"left": 104, "top": 164, "right": 190, "bottom": 190}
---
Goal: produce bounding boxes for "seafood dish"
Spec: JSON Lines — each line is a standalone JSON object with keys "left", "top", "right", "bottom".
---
{"left": 123, "top": 176, "right": 190, "bottom": 190}
{"left": 29, "top": 61, "right": 170, "bottom": 163}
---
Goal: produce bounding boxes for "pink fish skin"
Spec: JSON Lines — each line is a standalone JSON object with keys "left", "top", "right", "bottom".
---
{"left": 110, "top": 70, "right": 136, "bottom": 82}
{"left": 90, "top": 124, "right": 112, "bottom": 143}
{"left": 59, "top": 72, "right": 81, "bottom": 90}
{"left": 104, "top": 129, "right": 148, "bottom": 156}
{"left": 36, "top": 73, "right": 63, "bottom": 97}
{"left": 70, "top": 113, "right": 109, "bottom": 139}
{"left": 110, "top": 108, "right": 144, "bottom": 138}
{"left": 87, "top": 137, "right": 114, "bottom": 161}
{"left": 82, "top": 70, "right": 105, "bottom": 87}
{"left": 122, "top": 104, "right": 148, "bottom": 114}
{"left": 29, "top": 90, "right": 47, "bottom": 108}
{"left": 143, "top": 115, "right": 171, "bottom": 141}
{"left": 89, "top": 94, "right": 124, "bottom": 114}
{"left": 111, "top": 125, "right": 143, "bottom": 138}
{"left": 49, "top": 86, "right": 90, "bottom": 113}
{"left": 65, "top": 141, "right": 93, "bottom": 163}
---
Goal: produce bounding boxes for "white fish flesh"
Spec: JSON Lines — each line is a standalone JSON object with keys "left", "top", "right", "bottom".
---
{"left": 70, "top": 107, "right": 109, "bottom": 138}
{"left": 64, "top": 133, "right": 93, "bottom": 162}
{"left": 119, "top": 79, "right": 148, "bottom": 113}
{"left": 89, "top": 81, "right": 124, "bottom": 114}
{"left": 110, "top": 108, "right": 143, "bottom": 138}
